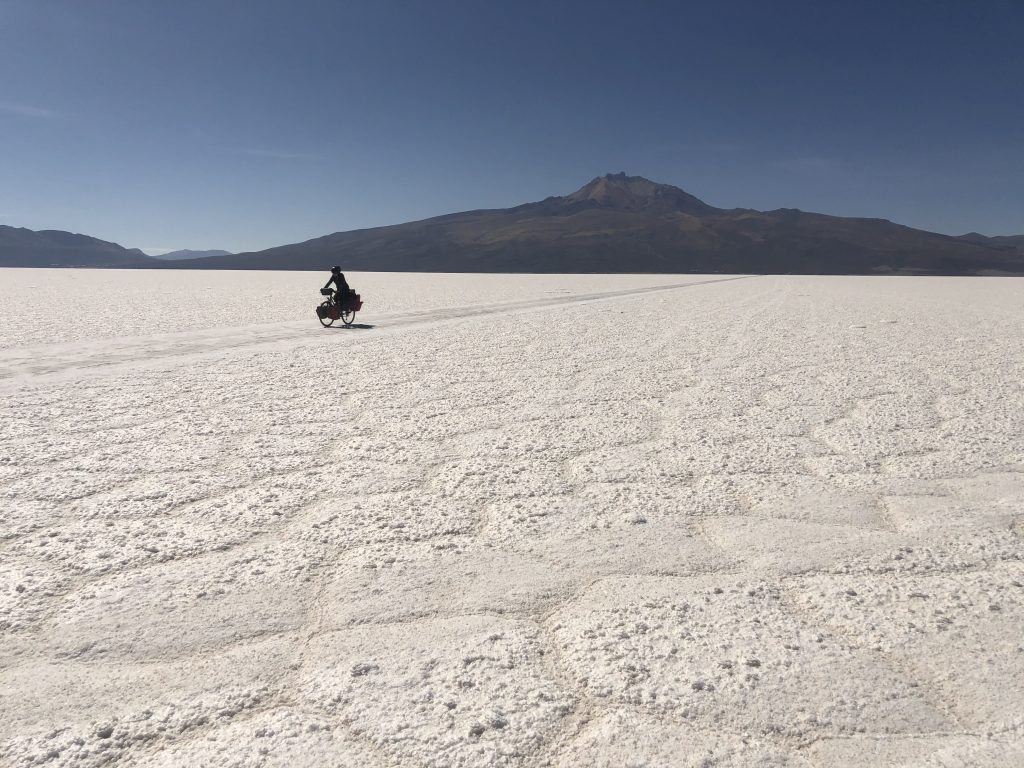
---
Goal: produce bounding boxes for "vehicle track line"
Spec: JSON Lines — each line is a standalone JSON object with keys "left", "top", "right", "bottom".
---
{"left": 0, "top": 274, "right": 760, "bottom": 386}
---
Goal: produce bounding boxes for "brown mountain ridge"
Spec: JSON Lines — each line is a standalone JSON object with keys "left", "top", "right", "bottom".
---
{"left": 159, "top": 173, "right": 1024, "bottom": 275}
{"left": 5, "top": 174, "right": 1023, "bottom": 274}
{"left": 0, "top": 226, "right": 156, "bottom": 268}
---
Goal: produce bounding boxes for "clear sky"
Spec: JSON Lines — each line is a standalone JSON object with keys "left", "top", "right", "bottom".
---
{"left": 2, "top": 0, "right": 1021, "bottom": 254}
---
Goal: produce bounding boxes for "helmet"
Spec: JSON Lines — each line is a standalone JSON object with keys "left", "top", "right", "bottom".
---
{"left": 331, "top": 265, "right": 342, "bottom": 273}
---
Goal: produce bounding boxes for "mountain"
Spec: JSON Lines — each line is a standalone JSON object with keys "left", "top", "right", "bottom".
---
{"left": 152, "top": 249, "right": 232, "bottom": 260}
{"left": 958, "top": 232, "right": 1024, "bottom": 251}
{"left": 0, "top": 226, "right": 155, "bottom": 268}
{"left": 156, "top": 173, "right": 1024, "bottom": 275}
{"left": 5, "top": 176, "right": 1021, "bottom": 274}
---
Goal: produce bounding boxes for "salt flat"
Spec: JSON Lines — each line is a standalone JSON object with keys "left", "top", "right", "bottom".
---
{"left": 1, "top": 271, "right": 1022, "bottom": 767}
{"left": 0, "top": 269, "right": 689, "bottom": 349}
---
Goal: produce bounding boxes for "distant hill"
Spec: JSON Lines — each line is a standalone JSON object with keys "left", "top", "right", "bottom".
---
{"left": 0, "top": 226, "right": 155, "bottom": 268}
{"left": 5, "top": 176, "right": 1022, "bottom": 275}
{"left": 958, "top": 232, "right": 1024, "bottom": 251}
{"left": 151, "top": 249, "right": 232, "bottom": 260}
{"left": 155, "top": 173, "right": 1024, "bottom": 275}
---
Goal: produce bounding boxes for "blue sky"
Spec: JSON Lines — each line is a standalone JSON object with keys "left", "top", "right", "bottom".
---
{"left": 1, "top": 0, "right": 1021, "bottom": 253}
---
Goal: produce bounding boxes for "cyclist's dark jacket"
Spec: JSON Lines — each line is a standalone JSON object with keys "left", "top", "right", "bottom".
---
{"left": 323, "top": 273, "right": 350, "bottom": 295}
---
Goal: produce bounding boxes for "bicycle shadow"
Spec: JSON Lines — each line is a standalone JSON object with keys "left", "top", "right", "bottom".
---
{"left": 324, "top": 323, "right": 375, "bottom": 330}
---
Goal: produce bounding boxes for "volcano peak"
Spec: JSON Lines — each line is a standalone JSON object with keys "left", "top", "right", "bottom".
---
{"left": 565, "top": 172, "right": 716, "bottom": 214}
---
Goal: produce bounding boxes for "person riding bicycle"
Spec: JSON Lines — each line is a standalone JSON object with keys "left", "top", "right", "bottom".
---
{"left": 323, "top": 266, "right": 351, "bottom": 304}
{"left": 316, "top": 266, "right": 361, "bottom": 326}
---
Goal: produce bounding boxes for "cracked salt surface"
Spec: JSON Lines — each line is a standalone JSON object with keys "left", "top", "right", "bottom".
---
{"left": 1, "top": 272, "right": 1022, "bottom": 767}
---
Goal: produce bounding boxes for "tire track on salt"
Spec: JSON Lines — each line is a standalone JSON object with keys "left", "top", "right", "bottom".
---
{"left": 0, "top": 275, "right": 759, "bottom": 387}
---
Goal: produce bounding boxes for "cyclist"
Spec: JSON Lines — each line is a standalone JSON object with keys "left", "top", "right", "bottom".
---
{"left": 323, "top": 266, "right": 351, "bottom": 303}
